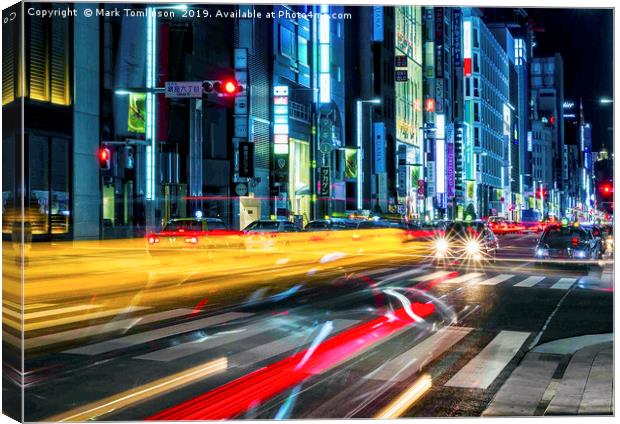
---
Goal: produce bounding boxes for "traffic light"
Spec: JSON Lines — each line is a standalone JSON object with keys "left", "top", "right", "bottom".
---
{"left": 202, "top": 79, "right": 243, "bottom": 96}
{"left": 99, "top": 147, "right": 111, "bottom": 170}
{"left": 600, "top": 182, "right": 613, "bottom": 196}
{"left": 537, "top": 187, "right": 548, "bottom": 199}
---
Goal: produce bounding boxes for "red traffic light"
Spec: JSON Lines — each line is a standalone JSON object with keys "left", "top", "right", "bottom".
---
{"left": 600, "top": 182, "right": 613, "bottom": 195}
{"left": 99, "top": 147, "right": 111, "bottom": 170}
{"left": 203, "top": 79, "right": 242, "bottom": 95}
{"left": 224, "top": 80, "right": 238, "bottom": 94}
{"left": 99, "top": 148, "right": 110, "bottom": 161}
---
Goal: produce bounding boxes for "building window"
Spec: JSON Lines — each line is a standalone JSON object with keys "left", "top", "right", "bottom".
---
{"left": 279, "top": 25, "right": 296, "bottom": 60}
{"left": 27, "top": 9, "right": 71, "bottom": 105}
{"left": 298, "top": 36, "right": 308, "bottom": 65}
{"left": 473, "top": 52, "right": 480, "bottom": 73}
{"left": 26, "top": 134, "right": 71, "bottom": 236}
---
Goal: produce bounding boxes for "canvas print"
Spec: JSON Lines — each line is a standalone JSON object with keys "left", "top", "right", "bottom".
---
{"left": 1, "top": 1, "right": 614, "bottom": 422}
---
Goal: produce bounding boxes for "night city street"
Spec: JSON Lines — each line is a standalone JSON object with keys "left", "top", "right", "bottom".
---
{"left": 1, "top": 1, "right": 615, "bottom": 422}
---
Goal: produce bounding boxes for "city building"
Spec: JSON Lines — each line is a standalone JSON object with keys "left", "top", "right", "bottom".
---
{"left": 462, "top": 8, "right": 510, "bottom": 218}
{"left": 530, "top": 54, "right": 565, "bottom": 213}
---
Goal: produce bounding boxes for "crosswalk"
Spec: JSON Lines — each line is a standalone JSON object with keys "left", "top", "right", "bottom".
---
{"left": 410, "top": 271, "right": 581, "bottom": 291}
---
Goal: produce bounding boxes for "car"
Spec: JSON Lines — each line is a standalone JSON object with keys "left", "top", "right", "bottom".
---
{"left": 433, "top": 221, "right": 499, "bottom": 262}
{"left": 146, "top": 217, "right": 238, "bottom": 258}
{"left": 487, "top": 216, "right": 510, "bottom": 235}
{"left": 520, "top": 220, "right": 546, "bottom": 233}
{"left": 534, "top": 225, "right": 602, "bottom": 262}
{"left": 242, "top": 220, "right": 300, "bottom": 251}
{"left": 304, "top": 220, "right": 349, "bottom": 231}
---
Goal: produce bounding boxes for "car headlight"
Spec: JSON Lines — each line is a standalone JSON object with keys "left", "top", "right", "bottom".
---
{"left": 465, "top": 240, "right": 481, "bottom": 255}
{"left": 574, "top": 250, "right": 587, "bottom": 259}
{"left": 435, "top": 238, "right": 449, "bottom": 253}
{"left": 535, "top": 248, "right": 548, "bottom": 257}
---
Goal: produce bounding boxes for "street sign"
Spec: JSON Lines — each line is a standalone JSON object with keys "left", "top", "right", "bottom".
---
{"left": 395, "top": 70, "right": 409, "bottom": 82}
{"left": 164, "top": 81, "right": 203, "bottom": 98}
{"left": 235, "top": 183, "right": 248, "bottom": 196}
{"left": 319, "top": 167, "right": 330, "bottom": 197}
{"left": 395, "top": 55, "right": 408, "bottom": 68}
{"left": 238, "top": 142, "right": 254, "bottom": 178}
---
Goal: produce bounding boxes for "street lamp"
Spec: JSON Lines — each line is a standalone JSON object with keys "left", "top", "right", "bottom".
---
{"left": 599, "top": 98, "right": 613, "bottom": 104}
{"left": 356, "top": 99, "right": 381, "bottom": 211}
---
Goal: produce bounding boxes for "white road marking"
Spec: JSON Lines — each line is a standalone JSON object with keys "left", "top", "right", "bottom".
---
{"left": 445, "top": 330, "right": 530, "bottom": 389}
{"left": 477, "top": 274, "right": 513, "bottom": 286}
{"left": 550, "top": 277, "right": 577, "bottom": 290}
{"left": 444, "top": 273, "right": 484, "bottom": 284}
{"left": 369, "top": 327, "right": 473, "bottom": 382}
{"left": 514, "top": 276, "right": 546, "bottom": 288}
{"left": 135, "top": 316, "right": 300, "bottom": 362}
{"left": 229, "top": 319, "right": 359, "bottom": 367}
{"left": 3, "top": 304, "right": 102, "bottom": 321}
{"left": 65, "top": 312, "right": 252, "bottom": 356}
{"left": 360, "top": 268, "right": 397, "bottom": 277}
{"left": 413, "top": 270, "right": 453, "bottom": 282}
{"left": 25, "top": 308, "right": 194, "bottom": 350}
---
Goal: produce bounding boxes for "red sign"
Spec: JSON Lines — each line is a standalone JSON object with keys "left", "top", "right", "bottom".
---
{"left": 425, "top": 98, "right": 435, "bottom": 112}
{"left": 464, "top": 58, "right": 472, "bottom": 76}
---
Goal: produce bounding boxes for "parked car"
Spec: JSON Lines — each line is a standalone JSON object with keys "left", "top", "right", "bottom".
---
{"left": 242, "top": 220, "right": 300, "bottom": 251}
{"left": 147, "top": 218, "right": 238, "bottom": 258}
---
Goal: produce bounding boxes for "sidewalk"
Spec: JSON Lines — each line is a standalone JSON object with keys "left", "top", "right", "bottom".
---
{"left": 482, "top": 334, "right": 613, "bottom": 416}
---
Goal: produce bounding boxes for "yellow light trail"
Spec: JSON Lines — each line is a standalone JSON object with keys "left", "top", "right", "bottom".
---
{"left": 45, "top": 357, "right": 228, "bottom": 422}
{"left": 374, "top": 374, "right": 432, "bottom": 419}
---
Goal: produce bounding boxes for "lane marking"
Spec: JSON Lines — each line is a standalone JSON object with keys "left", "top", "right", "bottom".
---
{"left": 477, "top": 274, "right": 513, "bottom": 286}
{"left": 135, "top": 316, "right": 297, "bottom": 362}
{"left": 360, "top": 267, "right": 397, "bottom": 277}
{"left": 413, "top": 270, "right": 452, "bottom": 282}
{"left": 3, "top": 304, "right": 102, "bottom": 321}
{"left": 45, "top": 357, "right": 228, "bottom": 422}
{"left": 514, "top": 276, "right": 545, "bottom": 288}
{"left": 229, "top": 319, "right": 359, "bottom": 367}
{"left": 445, "top": 330, "right": 530, "bottom": 389}
{"left": 444, "top": 273, "right": 483, "bottom": 284}
{"left": 65, "top": 312, "right": 252, "bottom": 356}
{"left": 24, "top": 309, "right": 194, "bottom": 350}
{"left": 21, "top": 306, "right": 151, "bottom": 332}
{"left": 550, "top": 278, "right": 577, "bottom": 290}
{"left": 369, "top": 326, "right": 473, "bottom": 382}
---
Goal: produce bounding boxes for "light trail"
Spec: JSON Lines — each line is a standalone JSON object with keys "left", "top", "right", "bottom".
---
{"left": 373, "top": 374, "right": 433, "bottom": 418}
{"left": 45, "top": 357, "right": 228, "bottom": 422}
{"left": 147, "top": 303, "right": 436, "bottom": 420}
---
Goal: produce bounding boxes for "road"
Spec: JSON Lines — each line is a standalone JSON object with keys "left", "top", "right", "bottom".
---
{"left": 2, "top": 232, "right": 613, "bottom": 420}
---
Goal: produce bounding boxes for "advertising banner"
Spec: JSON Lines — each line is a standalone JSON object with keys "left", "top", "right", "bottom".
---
{"left": 127, "top": 93, "right": 146, "bottom": 133}
{"left": 319, "top": 167, "right": 330, "bottom": 196}
{"left": 345, "top": 148, "right": 358, "bottom": 179}
{"left": 238, "top": 142, "right": 254, "bottom": 178}
{"left": 373, "top": 122, "right": 386, "bottom": 174}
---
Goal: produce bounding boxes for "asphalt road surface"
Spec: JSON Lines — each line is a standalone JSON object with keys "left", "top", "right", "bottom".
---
{"left": 4, "top": 233, "right": 613, "bottom": 420}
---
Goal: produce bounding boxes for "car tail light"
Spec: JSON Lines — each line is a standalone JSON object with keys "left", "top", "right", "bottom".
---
{"left": 185, "top": 236, "right": 198, "bottom": 244}
{"left": 147, "top": 235, "right": 160, "bottom": 244}
{"left": 270, "top": 233, "right": 277, "bottom": 238}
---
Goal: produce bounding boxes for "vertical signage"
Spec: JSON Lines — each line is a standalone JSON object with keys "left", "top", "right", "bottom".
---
{"left": 463, "top": 20, "right": 472, "bottom": 76}
{"left": 319, "top": 6, "right": 331, "bottom": 104}
{"left": 373, "top": 122, "right": 386, "bottom": 174}
{"left": 238, "top": 142, "right": 254, "bottom": 178}
{"left": 234, "top": 48, "right": 250, "bottom": 184}
{"left": 372, "top": 6, "right": 384, "bottom": 42}
{"left": 427, "top": 161, "right": 436, "bottom": 197}
{"left": 319, "top": 167, "right": 330, "bottom": 196}
{"left": 446, "top": 124, "right": 455, "bottom": 199}
{"left": 397, "top": 144, "right": 408, "bottom": 197}
{"left": 452, "top": 9, "right": 462, "bottom": 66}
{"left": 434, "top": 7, "right": 444, "bottom": 78}
{"left": 435, "top": 79, "right": 444, "bottom": 113}
{"left": 273, "top": 85, "right": 289, "bottom": 154}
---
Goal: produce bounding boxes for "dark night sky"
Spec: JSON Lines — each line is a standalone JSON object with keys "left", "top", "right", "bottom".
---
{"left": 527, "top": 8, "right": 614, "bottom": 152}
